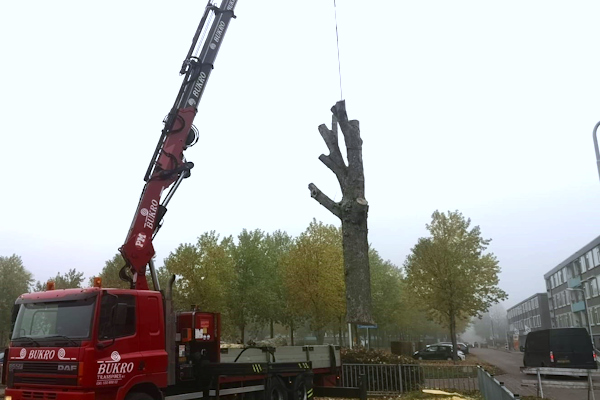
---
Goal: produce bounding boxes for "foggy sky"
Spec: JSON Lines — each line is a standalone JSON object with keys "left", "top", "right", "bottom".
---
{"left": 2, "top": 0, "right": 600, "bottom": 309}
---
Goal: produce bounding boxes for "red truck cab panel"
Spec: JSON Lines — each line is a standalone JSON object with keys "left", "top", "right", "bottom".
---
{"left": 6, "top": 288, "right": 167, "bottom": 400}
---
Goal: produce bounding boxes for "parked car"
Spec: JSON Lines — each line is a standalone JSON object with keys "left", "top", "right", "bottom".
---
{"left": 413, "top": 344, "right": 465, "bottom": 361}
{"left": 435, "top": 342, "right": 469, "bottom": 354}
{"left": 523, "top": 328, "right": 597, "bottom": 369}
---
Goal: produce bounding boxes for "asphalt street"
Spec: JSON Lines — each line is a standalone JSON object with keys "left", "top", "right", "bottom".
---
{"left": 472, "top": 347, "right": 599, "bottom": 400}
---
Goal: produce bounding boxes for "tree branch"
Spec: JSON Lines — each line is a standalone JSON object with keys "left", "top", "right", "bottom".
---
{"left": 318, "top": 124, "right": 347, "bottom": 180}
{"left": 318, "top": 154, "right": 345, "bottom": 181}
{"left": 332, "top": 100, "right": 363, "bottom": 172}
{"left": 308, "top": 183, "right": 341, "bottom": 219}
{"left": 331, "top": 100, "right": 348, "bottom": 123}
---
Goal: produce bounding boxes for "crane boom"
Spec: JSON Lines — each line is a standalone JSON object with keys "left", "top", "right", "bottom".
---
{"left": 119, "top": 0, "right": 238, "bottom": 290}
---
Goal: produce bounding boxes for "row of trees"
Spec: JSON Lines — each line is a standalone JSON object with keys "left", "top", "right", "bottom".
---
{"left": 1, "top": 211, "right": 507, "bottom": 350}
{"left": 95, "top": 220, "right": 449, "bottom": 343}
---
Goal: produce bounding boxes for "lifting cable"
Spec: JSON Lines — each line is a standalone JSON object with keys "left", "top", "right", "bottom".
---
{"left": 333, "top": 0, "right": 344, "bottom": 100}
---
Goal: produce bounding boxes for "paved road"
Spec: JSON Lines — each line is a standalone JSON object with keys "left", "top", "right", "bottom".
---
{"left": 472, "top": 348, "right": 598, "bottom": 400}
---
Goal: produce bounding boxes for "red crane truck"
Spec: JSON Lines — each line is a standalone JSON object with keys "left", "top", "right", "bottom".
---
{"left": 2, "top": 1, "right": 341, "bottom": 399}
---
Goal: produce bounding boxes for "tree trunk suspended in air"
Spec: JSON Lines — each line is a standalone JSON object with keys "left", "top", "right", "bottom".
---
{"left": 308, "top": 100, "right": 374, "bottom": 325}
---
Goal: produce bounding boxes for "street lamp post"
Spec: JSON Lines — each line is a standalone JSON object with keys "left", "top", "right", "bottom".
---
{"left": 566, "top": 286, "right": 594, "bottom": 348}
{"left": 592, "top": 121, "right": 600, "bottom": 182}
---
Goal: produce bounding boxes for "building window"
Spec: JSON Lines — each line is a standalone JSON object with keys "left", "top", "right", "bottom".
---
{"left": 571, "top": 313, "right": 575, "bottom": 327}
{"left": 573, "top": 260, "right": 581, "bottom": 276}
{"left": 585, "top": 282, "right": 592, "bottom": 299}
{"left": 594, "top": 307, "right": 600, "bottom": 325}
{"left": 588, "top": 251, "right": 595, "bottom": 271}
{"left": 592, "top": 279, "right": 599, "bottom": 297}
{"left": 593, "top": 247, "right": 600, "bottom": 267}
{"left": 581, "top": 256, "right": 588, "bottom": 274}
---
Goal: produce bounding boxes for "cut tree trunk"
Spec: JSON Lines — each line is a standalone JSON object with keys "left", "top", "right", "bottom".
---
{"left": 308, "top": 100, "right": 373, "bottom": 325}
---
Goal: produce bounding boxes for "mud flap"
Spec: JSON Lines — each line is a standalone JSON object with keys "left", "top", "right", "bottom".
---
{"left": 304, "top": 372, "right": 314, "bottom": 400}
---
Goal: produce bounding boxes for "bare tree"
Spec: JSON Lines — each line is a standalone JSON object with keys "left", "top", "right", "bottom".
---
{"left": 308, "top": 100, "right": 373, "bottom": 324}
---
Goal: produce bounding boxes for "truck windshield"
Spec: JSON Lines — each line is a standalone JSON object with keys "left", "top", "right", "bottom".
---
{"left": 12, "top": 296, "right": 96, "bottom": 341}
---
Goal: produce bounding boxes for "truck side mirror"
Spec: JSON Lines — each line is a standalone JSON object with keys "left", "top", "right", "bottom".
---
{"left": 113, "top": 303, "right": 128, "bottom": 326}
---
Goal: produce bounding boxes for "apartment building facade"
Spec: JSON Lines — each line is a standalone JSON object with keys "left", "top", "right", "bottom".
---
{"left": 507, "top": 293, "right": 551, "bottom": 348}
{"left": 544, "top": 234, "right": 600, "bottom": 347}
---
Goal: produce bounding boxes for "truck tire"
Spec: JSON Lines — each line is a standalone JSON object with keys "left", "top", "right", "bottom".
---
{"left": 125, "top": 392, "right": 155, "bottom": 400}
{"left": 267, "top": 377, "right": 287, "bottom": 400}
{"left": 292, "top": 376, "right": 307, "bottom": 400}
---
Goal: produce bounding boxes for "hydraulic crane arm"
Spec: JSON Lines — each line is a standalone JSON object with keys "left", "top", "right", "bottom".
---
{"left": 119, "top": 0, "right": 238, "bottom": 290}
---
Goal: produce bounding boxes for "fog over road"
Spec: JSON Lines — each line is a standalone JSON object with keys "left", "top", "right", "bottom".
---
{"left": 472, "top": 347, "right": 598, "bottom": 400}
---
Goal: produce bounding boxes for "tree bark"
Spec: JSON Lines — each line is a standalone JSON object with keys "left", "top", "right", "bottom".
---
{"left": 450, "top": 312, "right": 457, "bottom": 362}
{"left": 316, "top": 329, "right": 325, "bottom": 345}
{"left": 309, "top": 100, "right": 373, "bottom": 325}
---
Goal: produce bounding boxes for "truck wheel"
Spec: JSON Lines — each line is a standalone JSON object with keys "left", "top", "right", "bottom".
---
{"left": 267, "top": 377, "right": 287, "bottom": 400}
{"left": 125, "top": 392, "right": 154, "bottom": 400}
{"left": 292, "top": 376, "right": 308, "bottom": 400}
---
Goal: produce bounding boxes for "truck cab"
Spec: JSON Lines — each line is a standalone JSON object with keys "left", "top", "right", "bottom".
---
{"left": 4, "top": 287, "right": 167, "bottom": 400}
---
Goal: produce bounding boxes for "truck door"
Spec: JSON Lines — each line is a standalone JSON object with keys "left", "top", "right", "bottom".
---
{"left": 94, "top": 293, "right": 140, "bottom": 387}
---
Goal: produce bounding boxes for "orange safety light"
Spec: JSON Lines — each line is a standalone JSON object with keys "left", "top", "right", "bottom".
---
{"left": 46, "top": 281, "right": 55, "bottom": 291}
{"left": 181, "top": 328, "right": 192, "bottom": 343}
{"left": 93, "top": 277, "right": 102, "bottom": 288}
{"left": 78, "top": 362, "right": 85, "bottom": 385}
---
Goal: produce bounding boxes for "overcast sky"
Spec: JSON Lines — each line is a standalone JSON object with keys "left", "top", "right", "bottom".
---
{"left": 2, "top": 0, "right": 600, "bottom": 309}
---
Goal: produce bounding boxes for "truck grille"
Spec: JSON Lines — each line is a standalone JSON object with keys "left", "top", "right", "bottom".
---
{"left": 22, "top": 391, "right": 58, "bottom": 399}
{"left": 14, "top": 376, "right": 78, "bottom": 386}
{"left": 22, "top": 363, "right": 63, "bottom": 373}
{"left": 11, "top": 362, "right": 78, "bottom": 387}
